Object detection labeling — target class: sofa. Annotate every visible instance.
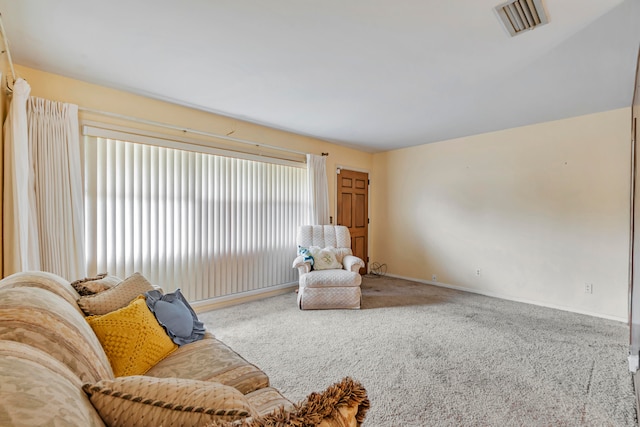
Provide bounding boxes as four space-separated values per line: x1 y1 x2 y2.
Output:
0 271 369 426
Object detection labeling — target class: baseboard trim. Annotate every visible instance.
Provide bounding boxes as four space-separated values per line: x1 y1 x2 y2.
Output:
191 282 298 313
385 273 627 323
634 370 640 408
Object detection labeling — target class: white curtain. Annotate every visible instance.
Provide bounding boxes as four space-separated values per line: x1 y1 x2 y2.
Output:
28 97 85 280
306 154 330 225
3 85 85 280
3 78 40 274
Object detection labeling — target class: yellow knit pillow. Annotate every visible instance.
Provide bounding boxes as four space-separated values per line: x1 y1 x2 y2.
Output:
86 296 177 377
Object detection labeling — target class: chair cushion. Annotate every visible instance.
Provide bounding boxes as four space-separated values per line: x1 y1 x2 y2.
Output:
297 225 351 249
299 270 361 288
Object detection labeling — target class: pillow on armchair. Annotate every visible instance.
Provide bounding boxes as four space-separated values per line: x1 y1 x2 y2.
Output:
308 246 343 270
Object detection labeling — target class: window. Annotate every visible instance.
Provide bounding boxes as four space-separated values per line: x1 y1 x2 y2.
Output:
83 131 307 301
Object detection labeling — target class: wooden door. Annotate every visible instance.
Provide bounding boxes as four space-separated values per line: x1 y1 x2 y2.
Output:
336 169 368 274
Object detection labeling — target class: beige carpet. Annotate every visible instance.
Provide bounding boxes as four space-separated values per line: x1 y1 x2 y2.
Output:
199 276 637 426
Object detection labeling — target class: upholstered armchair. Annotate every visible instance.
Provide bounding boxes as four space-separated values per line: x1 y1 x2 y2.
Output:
292 225 365 310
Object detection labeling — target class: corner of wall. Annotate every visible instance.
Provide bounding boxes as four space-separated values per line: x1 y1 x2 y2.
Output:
371 109 632 319
0 66 7 279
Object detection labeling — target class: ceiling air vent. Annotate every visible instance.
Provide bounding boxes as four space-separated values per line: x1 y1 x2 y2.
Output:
495 0 549 37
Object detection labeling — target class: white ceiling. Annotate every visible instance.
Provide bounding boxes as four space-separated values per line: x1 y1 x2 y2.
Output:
0 0 639 152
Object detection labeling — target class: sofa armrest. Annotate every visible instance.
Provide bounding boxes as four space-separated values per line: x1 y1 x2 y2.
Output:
343 255 364 273
292 256 311 275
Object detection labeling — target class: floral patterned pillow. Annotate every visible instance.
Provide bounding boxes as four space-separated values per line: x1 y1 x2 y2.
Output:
308 246 343 270
325 246 352 264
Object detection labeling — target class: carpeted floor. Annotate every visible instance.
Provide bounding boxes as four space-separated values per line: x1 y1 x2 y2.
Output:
198 276 637 426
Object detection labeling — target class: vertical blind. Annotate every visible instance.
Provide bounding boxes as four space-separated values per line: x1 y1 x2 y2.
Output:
84 135 308 301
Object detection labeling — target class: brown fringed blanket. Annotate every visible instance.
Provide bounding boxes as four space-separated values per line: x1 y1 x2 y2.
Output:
207 377 370 427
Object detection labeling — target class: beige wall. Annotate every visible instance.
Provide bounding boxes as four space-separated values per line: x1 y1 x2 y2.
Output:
14 65 373 229
5 65 633 320
371 108 632 320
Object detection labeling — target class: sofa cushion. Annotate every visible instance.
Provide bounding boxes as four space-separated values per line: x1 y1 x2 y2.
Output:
0 271 82 314
83 376 256 427
145 289 206 346
86 296 178 377
0 342 106 427
71 273 122 296
0 287 114 382
78 272 156 316
206 377 369 427
244 387 294 416
146 333 269 394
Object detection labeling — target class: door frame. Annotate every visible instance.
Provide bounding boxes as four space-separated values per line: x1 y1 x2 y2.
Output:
629 46 640 373
334 165 371 273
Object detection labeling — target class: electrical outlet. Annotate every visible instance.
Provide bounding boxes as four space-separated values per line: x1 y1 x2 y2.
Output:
476 269 481 276
432 274 437 281
585 283 593 294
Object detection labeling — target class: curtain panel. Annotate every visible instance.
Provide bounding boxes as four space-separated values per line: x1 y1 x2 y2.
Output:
2 84 85 280
306 154 330 225
28 97 85 280
3 78 40 274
